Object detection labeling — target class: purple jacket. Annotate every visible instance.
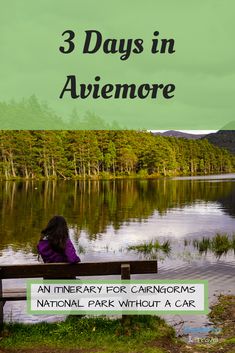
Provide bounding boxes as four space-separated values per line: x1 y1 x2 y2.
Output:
37 238 81 264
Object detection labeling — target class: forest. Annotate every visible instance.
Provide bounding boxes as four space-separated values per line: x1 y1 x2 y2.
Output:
0 130 234 179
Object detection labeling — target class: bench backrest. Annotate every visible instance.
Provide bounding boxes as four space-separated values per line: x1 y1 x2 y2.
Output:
0 261 158 279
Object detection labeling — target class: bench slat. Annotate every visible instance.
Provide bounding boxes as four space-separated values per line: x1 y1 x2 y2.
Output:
1 289 26 301
0 261 157 279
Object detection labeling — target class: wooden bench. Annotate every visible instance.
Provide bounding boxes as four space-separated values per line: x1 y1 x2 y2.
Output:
0 260 158 327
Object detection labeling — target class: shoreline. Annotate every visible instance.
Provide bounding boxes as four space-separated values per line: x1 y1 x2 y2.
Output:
0 172 235 182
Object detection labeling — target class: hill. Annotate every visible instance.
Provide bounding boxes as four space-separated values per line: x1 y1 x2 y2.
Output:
203 130 235 154
153 130 206 139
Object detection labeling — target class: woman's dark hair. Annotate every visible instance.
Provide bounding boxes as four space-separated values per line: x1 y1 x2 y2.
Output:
41 215 69 252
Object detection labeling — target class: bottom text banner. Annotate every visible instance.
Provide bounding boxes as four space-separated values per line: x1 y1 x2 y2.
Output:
27 280 208 315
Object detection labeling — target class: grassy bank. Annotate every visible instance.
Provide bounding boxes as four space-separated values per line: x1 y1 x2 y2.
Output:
0 315 177 353
0 295 234 353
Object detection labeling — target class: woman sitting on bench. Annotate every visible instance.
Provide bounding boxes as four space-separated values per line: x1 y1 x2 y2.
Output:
37 215 81 264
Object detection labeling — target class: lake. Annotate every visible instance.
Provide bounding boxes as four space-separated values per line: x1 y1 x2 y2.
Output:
0 175 235 333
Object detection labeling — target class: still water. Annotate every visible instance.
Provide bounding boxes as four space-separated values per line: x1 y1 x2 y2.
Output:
0 175 235 332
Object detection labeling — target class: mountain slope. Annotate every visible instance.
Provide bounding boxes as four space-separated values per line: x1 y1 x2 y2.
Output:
203 130 235 154
153 130 206 139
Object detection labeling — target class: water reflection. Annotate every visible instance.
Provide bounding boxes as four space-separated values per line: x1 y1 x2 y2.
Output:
1 176 235 268
1 177 235 250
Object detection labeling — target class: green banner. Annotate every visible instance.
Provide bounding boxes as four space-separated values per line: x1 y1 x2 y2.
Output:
1 0 234 129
